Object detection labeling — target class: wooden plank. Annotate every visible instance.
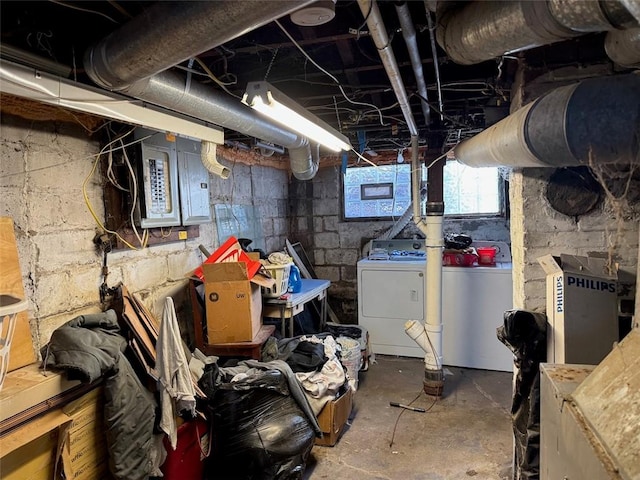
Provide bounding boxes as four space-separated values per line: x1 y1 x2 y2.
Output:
131 293 160 337
0 363 80 424
121 295 156 364
0 217 36 371
0 409 71 458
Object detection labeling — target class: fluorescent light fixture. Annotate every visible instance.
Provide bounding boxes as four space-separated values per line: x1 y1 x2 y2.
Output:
0 59 224 144
242 81 351 152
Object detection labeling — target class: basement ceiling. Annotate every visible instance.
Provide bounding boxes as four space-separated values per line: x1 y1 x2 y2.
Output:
0 1 619 155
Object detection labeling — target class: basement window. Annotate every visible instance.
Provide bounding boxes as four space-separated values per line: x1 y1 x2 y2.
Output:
342 162 502 219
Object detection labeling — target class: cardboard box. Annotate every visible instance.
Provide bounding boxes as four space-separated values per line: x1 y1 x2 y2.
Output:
60 387 108 480
315 386 353 447
537 254 618 365
1 409 70 480
203 262 274 344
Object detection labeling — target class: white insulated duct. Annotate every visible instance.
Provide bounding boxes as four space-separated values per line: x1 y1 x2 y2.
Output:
358 0 444 396
201 141 231 179
437 0 638 65
83 0 323 180
454 73 640 169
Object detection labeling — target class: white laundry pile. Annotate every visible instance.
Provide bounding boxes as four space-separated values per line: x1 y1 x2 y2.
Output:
294 335 346 415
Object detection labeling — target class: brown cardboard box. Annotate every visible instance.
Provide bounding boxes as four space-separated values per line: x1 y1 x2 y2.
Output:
203 262 274 344
314 386 353 447
60 387 109 480
1 409 71 480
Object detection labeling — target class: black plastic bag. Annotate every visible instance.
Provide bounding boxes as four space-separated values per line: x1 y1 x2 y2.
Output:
497 309 547 480
202 367 315 480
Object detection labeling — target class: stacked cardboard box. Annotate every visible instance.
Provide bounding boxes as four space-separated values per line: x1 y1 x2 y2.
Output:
60 388 108 479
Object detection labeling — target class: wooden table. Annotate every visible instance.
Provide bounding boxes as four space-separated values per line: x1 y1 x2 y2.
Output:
262 279 330 337
203 324 275 360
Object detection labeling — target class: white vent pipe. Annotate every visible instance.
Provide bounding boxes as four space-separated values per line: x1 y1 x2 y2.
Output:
201 141 231 179
358 0 444 396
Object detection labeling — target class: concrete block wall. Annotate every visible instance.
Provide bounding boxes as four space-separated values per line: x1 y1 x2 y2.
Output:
1 114 290 353
209 162 290 255
510 167 639 312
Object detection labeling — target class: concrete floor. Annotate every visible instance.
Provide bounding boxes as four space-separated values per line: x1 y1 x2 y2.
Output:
304 355 514 480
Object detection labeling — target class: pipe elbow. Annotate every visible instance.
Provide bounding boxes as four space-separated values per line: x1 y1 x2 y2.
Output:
201 141 231 179
289 142 318 181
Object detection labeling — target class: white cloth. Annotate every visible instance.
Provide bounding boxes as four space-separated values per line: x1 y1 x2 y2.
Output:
157 297 196 449
295 335 346 415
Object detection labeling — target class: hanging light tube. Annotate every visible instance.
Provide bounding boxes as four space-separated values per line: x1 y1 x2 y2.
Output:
242 81 351 152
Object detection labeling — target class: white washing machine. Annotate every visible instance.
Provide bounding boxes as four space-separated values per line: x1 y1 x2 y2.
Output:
357 240 514 372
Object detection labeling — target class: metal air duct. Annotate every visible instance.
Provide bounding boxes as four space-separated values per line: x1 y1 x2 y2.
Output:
85 1 314 91
454 73 640 168
437 0 638 65
606 28 640 68
83 0 321 180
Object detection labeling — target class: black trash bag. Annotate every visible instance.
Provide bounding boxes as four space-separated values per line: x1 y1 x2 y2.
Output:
202 367 315 480
497 309 547 480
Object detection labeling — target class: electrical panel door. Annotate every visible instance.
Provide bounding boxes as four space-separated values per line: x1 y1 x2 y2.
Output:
177 136 212 225
136 131 181 228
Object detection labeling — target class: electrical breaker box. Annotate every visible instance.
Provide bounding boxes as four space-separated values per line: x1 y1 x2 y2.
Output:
176 136 212 226
134 129 212 227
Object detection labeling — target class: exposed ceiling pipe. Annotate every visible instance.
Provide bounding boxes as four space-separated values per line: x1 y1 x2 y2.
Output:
83 0 322 180
454 73 640 168
424 3 444 121
84 0 315 91
395 2 431 126
358 0 444 397
437 0 638 65
122 72 304 149
357 0 418 137
606 28 640 68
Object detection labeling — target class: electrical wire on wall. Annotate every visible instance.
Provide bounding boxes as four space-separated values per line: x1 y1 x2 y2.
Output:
82 127 153 250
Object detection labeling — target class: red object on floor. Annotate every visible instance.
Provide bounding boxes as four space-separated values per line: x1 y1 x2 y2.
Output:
161 418 210 480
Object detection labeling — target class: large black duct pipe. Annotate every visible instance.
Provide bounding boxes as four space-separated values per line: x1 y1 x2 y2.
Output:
454 74 640 168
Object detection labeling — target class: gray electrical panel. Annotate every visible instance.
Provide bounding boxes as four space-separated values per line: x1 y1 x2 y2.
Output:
177 136 212 225
134 128 213 227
